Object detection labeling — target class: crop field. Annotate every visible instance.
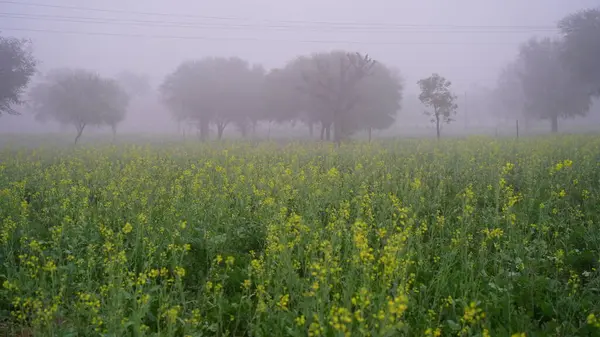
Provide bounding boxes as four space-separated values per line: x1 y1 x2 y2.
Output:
2 136 600 336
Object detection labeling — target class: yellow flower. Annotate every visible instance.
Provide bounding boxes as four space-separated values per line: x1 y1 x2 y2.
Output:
277 294 290 311
174 266 186 278
43 261 57 273
122 222 133 234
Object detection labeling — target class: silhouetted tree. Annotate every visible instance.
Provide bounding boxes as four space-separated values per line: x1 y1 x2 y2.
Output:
0 35 36 116
161 57 264 140
493 61 531 129
269 52 401 141
559 8 600 96
418 73 458 139
29 69 129 144
517 37 592 133
263 62 315 131
353 64 403 140
299 51 376 143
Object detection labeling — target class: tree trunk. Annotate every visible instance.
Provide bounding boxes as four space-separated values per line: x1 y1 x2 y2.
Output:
320 123 325 140
436 116 441 140
74 124 86 145
217 123 226 140
199 119 209 141
551 115 558 133
333 119 342 144
368 128 372 142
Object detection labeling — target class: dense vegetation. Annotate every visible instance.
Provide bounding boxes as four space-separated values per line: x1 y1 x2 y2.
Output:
2 136 600 336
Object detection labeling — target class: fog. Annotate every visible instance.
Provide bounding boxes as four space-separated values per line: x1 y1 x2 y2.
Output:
1 0 599 137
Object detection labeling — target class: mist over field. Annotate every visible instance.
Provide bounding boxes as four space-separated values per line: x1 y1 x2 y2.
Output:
1 0 599 140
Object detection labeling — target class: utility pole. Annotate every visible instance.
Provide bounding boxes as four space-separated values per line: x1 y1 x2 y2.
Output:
464 91 468 131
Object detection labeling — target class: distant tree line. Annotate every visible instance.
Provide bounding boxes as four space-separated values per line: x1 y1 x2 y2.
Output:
494 8 600 133
0 6 598 141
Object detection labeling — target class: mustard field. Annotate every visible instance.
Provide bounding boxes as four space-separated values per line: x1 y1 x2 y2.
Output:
2 137 600 336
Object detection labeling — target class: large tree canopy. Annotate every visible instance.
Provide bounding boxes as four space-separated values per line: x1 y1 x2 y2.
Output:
268 51 403 141
161 57 265 140
517 37 592 133
0 34 36 116
559 8 600 96
29 69 129 143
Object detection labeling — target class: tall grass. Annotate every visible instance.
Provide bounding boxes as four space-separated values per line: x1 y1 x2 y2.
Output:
1 136 600 336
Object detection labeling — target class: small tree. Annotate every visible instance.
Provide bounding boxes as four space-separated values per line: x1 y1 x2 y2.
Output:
0 35 37 116
418 73 458 139
30 69 129 144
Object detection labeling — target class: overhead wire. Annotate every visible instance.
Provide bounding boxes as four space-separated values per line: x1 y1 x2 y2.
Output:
0 0 559 31
0 27 527 46
0 12 560 33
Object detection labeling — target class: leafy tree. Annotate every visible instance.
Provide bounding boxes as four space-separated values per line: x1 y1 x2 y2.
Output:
161 57 264 140
269 51 401 141
29 69 129 144
352 64 403 140
161 61 211 140
0 34 36 116
417 73 458 139
299 51 376 143
517 37 592 133
559 8 600 96
264 58 326 138
492 61 532 129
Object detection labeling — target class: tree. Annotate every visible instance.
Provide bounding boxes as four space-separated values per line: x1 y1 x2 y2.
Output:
270 51 401 142
493 61 531 129
295 51 376 143
517 37 592 133
0 34 36 116
417 73 458 139
161 57 264 140
29 69 129 144
559 8 600 96
352 64 403 141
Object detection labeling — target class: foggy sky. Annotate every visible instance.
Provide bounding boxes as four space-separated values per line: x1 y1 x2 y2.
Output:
2 0 597 92
1 0 599 135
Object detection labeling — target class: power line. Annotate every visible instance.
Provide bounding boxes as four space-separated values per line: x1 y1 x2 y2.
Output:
0 12 560 33
0 0 558 30
0 27 523 46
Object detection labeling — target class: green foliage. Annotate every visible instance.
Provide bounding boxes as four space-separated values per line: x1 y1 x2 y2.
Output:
559 8 600 96
1 136 600 336
517 38 592 133
418 73 458 139
29 69 129 143
0 34 37 116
